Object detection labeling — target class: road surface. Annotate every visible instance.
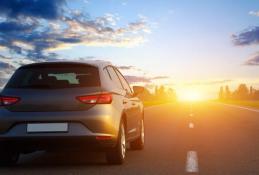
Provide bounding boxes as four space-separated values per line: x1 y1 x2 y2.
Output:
0 102 258 175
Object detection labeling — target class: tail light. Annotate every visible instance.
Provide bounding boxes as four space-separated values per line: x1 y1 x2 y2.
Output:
77 93 112 104
0 96 20 106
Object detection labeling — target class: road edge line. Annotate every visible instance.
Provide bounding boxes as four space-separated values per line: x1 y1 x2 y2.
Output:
217 103 259 113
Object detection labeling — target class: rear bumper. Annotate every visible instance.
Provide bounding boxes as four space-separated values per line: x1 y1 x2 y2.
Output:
0 123 117 152
0 103 123 152
0 105 121 135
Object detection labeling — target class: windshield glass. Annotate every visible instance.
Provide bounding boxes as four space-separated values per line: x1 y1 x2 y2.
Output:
6 64 100 89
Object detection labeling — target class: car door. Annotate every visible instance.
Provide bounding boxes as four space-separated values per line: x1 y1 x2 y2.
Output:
114 68 142 139
105 66 135 134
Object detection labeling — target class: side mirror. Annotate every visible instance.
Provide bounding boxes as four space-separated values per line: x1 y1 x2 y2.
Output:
133 86 144 96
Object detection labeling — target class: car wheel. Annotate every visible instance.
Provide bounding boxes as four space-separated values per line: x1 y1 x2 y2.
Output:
0 149 19 166
130 119 144 150
106 122 126 164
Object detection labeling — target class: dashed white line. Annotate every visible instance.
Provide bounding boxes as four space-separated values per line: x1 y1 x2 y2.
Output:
186 151 199 173
189 122 194 128
128 128 137 134
186 105 198 173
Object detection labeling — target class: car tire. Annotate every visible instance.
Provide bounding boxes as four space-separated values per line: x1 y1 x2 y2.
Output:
130 119 144 150
106 122 126 165
0 148 19 166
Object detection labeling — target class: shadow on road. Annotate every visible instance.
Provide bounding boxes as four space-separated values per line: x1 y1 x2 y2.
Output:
16 151 110 168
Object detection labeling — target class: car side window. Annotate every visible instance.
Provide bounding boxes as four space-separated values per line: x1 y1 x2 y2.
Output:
106 66 123 89
114 68 133 94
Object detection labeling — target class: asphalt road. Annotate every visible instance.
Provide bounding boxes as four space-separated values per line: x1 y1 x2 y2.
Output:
0 102 258 175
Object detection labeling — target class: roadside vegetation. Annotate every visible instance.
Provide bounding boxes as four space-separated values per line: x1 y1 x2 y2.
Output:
218 84 259 109
137 86 177 107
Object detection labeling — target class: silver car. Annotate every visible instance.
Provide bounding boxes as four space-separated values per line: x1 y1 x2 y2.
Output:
0 61 145 165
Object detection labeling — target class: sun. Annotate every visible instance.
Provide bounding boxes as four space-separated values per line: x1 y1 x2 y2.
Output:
178 89 204 102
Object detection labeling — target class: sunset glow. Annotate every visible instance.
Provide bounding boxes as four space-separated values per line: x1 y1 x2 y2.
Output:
0 0 259 100
178 89 204 102
0 1 258 172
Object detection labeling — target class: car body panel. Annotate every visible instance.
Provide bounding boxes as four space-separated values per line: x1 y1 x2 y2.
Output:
0 61 144 152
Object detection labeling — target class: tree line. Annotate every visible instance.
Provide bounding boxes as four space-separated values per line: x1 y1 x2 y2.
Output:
137 85 177 102
219 84 259 100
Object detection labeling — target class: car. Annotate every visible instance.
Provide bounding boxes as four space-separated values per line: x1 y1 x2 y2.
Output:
0 61 145 165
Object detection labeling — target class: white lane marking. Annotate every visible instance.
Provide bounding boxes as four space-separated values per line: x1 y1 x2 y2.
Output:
189 122 194 128
186 151 199 173
128 128 137 134
219 103 259 113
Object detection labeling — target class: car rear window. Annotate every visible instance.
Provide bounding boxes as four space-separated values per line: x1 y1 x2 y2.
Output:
6 63 100 89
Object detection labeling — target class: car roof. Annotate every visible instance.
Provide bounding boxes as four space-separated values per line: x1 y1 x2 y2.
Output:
19 60 112 70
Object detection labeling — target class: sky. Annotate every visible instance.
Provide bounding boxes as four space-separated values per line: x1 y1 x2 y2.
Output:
1 0 259 99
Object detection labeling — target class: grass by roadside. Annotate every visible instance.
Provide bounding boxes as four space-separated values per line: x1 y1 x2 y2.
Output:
217 100 259 109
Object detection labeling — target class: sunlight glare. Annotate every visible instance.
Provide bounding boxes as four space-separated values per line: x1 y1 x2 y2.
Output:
179 89 204 102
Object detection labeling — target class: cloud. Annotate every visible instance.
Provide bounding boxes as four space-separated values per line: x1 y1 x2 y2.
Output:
129 15 151 34
0 61 15 70
124 75 151 83
118 64 171 83
117 65 136 70
0 21 35 33
0 78 7 88
117 65 145 73
249 11 259 17
0 56 18 88
244 53 259 65
232 26 259 46
233 26 259 65
0 0 65 20
124 75 170 83
151 76 170 80
0 0 151 60
0 55 18 69
96 13 120 26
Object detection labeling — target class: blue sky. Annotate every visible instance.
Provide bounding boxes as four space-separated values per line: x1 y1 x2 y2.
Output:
1 0 259 99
